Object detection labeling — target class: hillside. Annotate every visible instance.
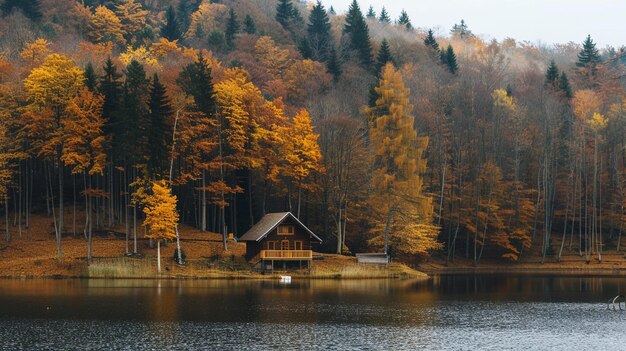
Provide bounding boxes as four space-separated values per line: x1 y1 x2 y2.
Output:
0 0 625 267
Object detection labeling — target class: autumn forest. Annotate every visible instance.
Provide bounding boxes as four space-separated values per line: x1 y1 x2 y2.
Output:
0 0 625 266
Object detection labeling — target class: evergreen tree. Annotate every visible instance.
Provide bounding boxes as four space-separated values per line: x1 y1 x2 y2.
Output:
161 5 181 41
451 19 470 38
576 35 601 67
1 0 42 21
366 5 375 18
444 45 458 74
559 72 573 99
506 84 513 97
225 8 240 49
147 73 173 178
307 0 332 62
424 29 439 51
122 60 150 166
297 38 312 59
84 62 98 92
545 60 559 87
99 58 124 162
243 14 256 34
397 10 412 30
368 84 379 108
378 6 390 23
176 0 194 35
343 0 373 67
326 47 342 82
176 54 216 119
328 5 335 15
276 0 295 29
375 38 394 75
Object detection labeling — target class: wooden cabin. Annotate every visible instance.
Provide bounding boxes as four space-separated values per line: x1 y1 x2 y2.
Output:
238 212 322 268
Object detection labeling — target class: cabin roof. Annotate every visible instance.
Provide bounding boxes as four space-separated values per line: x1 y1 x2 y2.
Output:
238 212 322 242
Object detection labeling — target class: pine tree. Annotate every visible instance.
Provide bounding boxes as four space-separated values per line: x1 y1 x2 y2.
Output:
444 44 458 74
176 0 194 35
577 35 601 67
176 54 216 119
147 74 173 178
397 10 412 30
276 0 295 29
243 14 256 34
424 29 439 52
375 38 394 75
99 58 123 162
343 0 373 67
366 5 375 18
297 38 312 59
307 0 332 62
451 19 470 38
365 63 440 257
1 0 42 21
328 6 336 16
122 60 150 166
506 84 513 97
225 8 240 49
559 72 573 99
84 62 98 92
326 47 342 82
160 5 181 41
378 6 390 23
545 60 559 87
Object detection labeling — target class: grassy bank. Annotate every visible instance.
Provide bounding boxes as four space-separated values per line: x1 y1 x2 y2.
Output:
418 253 626 276
83 254 426 280
0 213 425 280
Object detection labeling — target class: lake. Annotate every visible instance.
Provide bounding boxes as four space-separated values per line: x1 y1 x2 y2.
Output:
0 275 625 350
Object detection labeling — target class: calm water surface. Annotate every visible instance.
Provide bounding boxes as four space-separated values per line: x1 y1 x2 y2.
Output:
1 275 625 350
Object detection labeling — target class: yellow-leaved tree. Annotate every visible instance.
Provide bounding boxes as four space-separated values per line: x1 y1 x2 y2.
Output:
23 53 84 258
115 0 148 45
365 63 441 258
142 180 179 273
19 38 50 69
0 117 14 242
62 87 107 259
280 109 323 219
88 6 125 45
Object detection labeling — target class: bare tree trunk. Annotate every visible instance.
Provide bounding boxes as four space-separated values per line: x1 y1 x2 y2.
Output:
383 206 394 255
46 162 61 258
125 170 130 255
4 198 9 243
248 170 254 226
157 239 161 274
201 171 206 231
297 186 302 218
336 207 342 254
72 174 76 237
58 161 64 235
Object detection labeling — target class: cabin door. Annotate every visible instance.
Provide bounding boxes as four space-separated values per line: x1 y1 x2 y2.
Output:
281 240 290 250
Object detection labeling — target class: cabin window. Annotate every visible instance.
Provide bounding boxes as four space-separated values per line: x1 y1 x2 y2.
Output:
294 241 303 250
277 225 295 236
267 241 276 250
281 240 290 250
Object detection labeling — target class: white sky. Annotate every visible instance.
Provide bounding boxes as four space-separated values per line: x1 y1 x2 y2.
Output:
323 0 625 48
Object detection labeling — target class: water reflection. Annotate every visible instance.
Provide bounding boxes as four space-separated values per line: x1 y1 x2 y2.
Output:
1 276 625 350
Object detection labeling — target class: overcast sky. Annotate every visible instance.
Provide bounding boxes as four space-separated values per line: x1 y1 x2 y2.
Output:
323 0 625 48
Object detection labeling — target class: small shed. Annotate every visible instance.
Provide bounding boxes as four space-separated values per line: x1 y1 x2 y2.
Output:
238 212 322 266
356 253 390 265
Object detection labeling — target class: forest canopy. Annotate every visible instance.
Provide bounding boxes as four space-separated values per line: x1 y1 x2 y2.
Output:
0 0 625 264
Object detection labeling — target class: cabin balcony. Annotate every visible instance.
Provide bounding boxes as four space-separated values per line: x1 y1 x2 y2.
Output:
259 250 313 260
